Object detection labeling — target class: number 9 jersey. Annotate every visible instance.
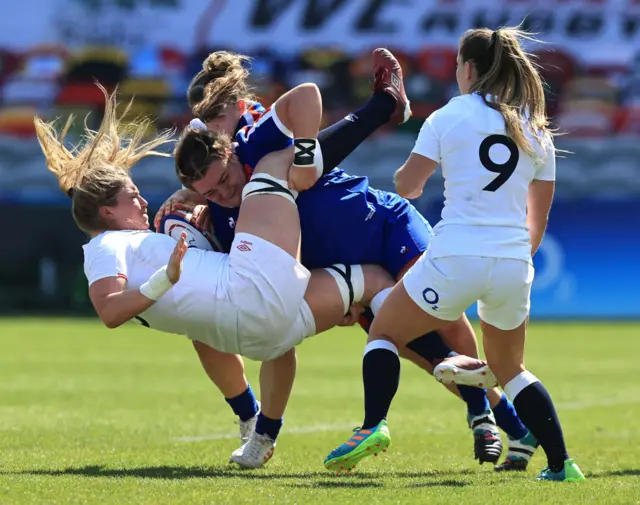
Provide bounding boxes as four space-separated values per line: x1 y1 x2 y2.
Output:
412 92 555 262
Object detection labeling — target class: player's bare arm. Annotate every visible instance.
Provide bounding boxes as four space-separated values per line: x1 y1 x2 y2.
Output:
527 179 555 255
89 233 187 329
394 152 438 199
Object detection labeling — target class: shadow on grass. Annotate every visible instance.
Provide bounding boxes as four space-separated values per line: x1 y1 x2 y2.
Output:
287 481 384 489
585 469 640 479
287 478 469 489
406 479 469 488
1 465 478 484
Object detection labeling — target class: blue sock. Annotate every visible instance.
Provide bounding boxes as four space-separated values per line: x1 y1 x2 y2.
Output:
459 385 490 416
255 413 283 441
493 393 529 440
225 385 259 422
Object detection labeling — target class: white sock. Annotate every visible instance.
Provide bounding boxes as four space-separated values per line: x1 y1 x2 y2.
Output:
504 371 540 402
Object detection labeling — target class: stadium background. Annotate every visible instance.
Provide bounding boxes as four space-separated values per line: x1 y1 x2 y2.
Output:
0 0 638 319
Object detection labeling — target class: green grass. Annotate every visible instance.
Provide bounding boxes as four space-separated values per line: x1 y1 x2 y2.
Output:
1 319 639 504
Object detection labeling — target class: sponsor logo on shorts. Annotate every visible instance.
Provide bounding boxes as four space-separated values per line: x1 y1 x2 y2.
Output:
422 287 439 311
228 218 235 229
237 240 253 252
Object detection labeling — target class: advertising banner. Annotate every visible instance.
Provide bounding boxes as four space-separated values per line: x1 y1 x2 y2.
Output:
0 0 638 64
415 199 640 320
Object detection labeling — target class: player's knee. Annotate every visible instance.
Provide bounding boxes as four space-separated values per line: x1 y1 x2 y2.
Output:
324 264 365 314
361 265 395 300
241 172 297 204
292 82 321 102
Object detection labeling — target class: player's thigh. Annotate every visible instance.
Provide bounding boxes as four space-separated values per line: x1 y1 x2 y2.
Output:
437 313 480 358
368 280 447 347
303 268 350 334
480 318 527 387
244 301 316 362
478 259 534 331
235 187 301 259
402 253 486 325
229 232 311 335
370 253 487 346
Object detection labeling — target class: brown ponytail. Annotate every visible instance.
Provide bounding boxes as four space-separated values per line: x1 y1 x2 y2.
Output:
459 26 551 156
188 51 256 122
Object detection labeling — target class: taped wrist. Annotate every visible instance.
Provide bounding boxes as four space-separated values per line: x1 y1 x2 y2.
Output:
293 138 323 176
139 266 173 301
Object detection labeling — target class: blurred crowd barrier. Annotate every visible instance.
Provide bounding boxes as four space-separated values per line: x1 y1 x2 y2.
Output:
0 0 638 318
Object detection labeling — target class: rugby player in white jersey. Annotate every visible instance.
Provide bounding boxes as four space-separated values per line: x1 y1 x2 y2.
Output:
325 26 585 482
33 86 394 469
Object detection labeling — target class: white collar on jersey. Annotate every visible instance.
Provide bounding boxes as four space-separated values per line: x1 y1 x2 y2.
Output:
474 92 531 117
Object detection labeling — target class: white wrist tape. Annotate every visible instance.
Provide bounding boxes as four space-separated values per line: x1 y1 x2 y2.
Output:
293 138 323 177
139 266 173 301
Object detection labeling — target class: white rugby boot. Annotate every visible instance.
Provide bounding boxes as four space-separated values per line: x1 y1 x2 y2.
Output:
229 431 276 469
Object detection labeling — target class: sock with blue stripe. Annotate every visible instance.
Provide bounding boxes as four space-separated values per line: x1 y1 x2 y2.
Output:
492 393 529 440
225 385 259 422
255 413 283 441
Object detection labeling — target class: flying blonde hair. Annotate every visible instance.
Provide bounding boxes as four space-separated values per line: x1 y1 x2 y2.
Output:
33 84 175 233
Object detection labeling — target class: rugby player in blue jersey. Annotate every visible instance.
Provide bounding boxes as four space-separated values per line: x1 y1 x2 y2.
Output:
156 49 536 471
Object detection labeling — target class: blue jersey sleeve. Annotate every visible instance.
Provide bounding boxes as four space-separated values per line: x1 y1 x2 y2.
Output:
234 104 294 171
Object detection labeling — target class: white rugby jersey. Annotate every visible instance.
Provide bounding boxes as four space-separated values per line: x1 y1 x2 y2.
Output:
413 93 555 260
83 230 238 352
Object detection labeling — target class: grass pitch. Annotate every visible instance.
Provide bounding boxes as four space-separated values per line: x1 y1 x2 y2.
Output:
0 318 639 504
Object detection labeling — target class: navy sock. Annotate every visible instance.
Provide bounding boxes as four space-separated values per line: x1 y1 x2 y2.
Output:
255 413 283 441
318 92 395 174
493 393 529 440
225 385 259 422
459 385 490 417
362 347 400 429
513 382 569 473
406 331 455 364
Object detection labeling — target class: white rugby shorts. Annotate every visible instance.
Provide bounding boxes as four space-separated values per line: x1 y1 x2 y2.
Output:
402 252 534 330
225 232 315 361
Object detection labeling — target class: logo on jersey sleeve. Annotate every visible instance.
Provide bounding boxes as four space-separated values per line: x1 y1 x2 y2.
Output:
236 240 252 252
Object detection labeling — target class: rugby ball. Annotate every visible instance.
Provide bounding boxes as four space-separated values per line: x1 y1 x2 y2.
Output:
158 210 221 252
